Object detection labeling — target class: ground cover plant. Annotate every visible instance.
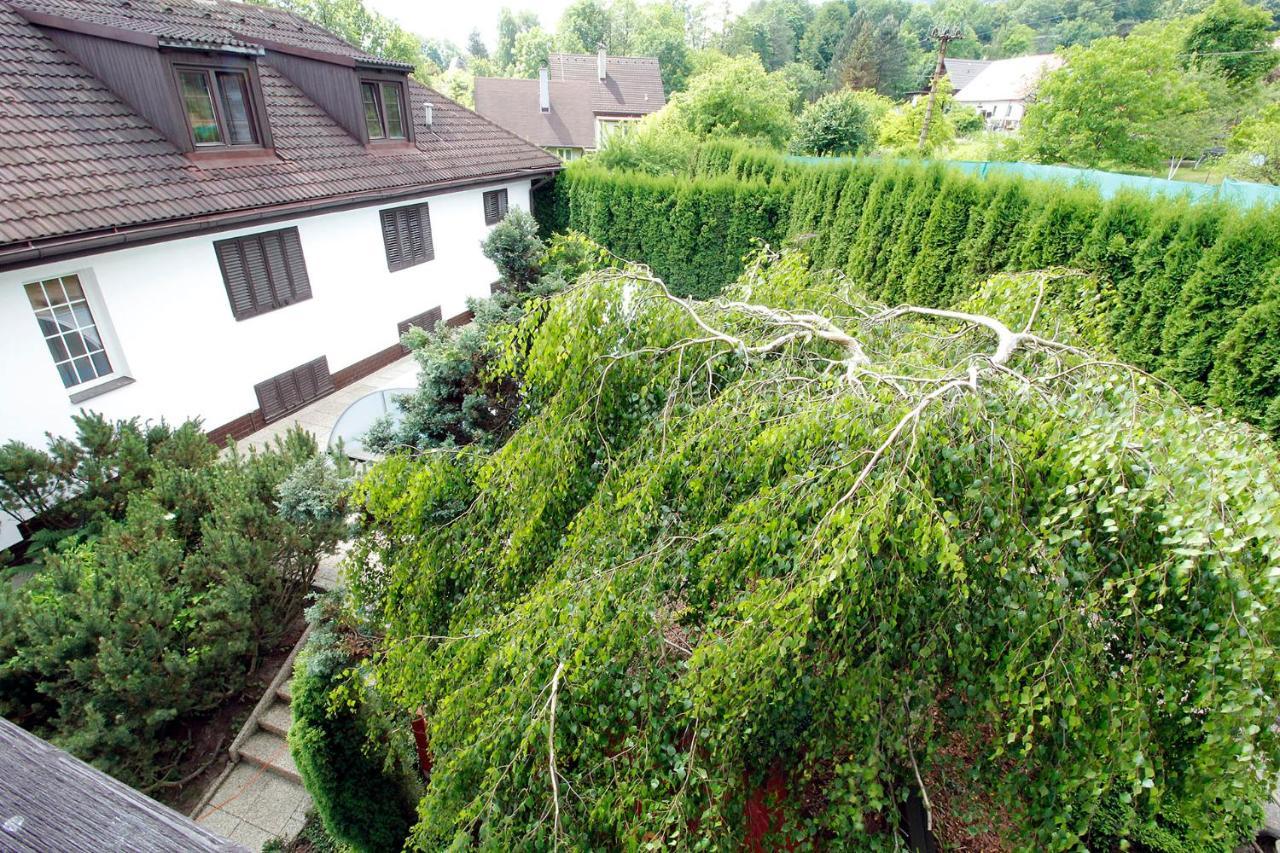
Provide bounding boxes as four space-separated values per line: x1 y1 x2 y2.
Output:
349 245 1280 849
0 415 347 787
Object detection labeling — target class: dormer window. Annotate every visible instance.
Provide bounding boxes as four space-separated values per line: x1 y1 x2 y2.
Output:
361 81 407 141
178 67 260 147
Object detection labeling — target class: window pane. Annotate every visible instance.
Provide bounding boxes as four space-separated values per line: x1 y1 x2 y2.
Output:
61 275 84 301
216 72 256 145
65 330 86 358
180 70 223 146
53 305 75 335
91 351 112 376
380 83 405 139
57 362 77 388
35 310 57 337
361 83 384 139
25 282 48 310
45 336 69 363
45 280 69 307
81 324 104 352
73 356 95 384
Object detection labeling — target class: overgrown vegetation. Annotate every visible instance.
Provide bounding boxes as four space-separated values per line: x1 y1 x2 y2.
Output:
537 144 1280 435
366 211 610 453
0 416 347 788
350 245 1280 848
289 594 418 853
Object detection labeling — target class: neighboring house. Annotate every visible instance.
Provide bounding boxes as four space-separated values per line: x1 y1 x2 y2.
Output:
906 58 990 104
954 53 1065 130
474 48 665 160
943 58 992 92
0 0 559 547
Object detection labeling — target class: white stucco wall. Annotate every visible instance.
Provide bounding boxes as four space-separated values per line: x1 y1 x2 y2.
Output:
0 178 532 547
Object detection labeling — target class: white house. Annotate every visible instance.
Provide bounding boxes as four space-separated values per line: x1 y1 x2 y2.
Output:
954 53 1065 131
0 0 559 547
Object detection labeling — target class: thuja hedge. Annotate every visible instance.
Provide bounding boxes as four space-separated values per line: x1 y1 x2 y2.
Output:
535 149 1280 433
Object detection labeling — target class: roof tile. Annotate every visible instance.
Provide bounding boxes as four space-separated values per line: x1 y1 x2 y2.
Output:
0 0 559 253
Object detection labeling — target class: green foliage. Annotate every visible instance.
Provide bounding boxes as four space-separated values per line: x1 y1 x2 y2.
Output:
1226 99 1280 184
353 247 1280 849
787 90 875 156
1184 0 1279 83
544 141 1280 434
876 91 957 155
365 231 589 453
290 594 417 853
248 0 433 77
832 9 916 96
481 208 544 289
661 53 796 147
1021 20 1233 170
0 423 342 787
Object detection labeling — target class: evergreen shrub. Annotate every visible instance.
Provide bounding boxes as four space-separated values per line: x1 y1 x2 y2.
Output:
533 147 1280 435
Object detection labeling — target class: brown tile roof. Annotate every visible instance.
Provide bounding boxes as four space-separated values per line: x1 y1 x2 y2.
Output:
474 77 599 149
548 53 665 115
12 0 402 66
475 52 665 150
0 0 559 263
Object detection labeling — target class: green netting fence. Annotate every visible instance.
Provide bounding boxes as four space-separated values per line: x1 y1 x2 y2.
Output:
788 156 1280 208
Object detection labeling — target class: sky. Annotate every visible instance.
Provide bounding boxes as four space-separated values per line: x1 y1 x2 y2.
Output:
364 0 753 52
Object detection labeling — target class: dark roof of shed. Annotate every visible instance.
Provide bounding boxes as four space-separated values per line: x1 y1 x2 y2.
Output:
474 77 599 149
0 0 559 262
0 717 246 852
548 52 665 115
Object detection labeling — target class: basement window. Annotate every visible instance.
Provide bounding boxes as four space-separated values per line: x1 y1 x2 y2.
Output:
361 81 408 141
178 67 261 148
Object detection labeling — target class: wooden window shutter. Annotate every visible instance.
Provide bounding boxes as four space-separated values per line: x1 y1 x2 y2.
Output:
254 356 335 422
214 227 311 320
397 305 442 340
483 189 507 225
380 203 433 272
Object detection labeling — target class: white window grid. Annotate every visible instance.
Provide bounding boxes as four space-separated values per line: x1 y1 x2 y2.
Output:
25 275 112 389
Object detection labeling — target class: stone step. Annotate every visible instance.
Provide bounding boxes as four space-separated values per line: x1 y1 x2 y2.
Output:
238 730 301 785
276 678 293 703
259 700 293 737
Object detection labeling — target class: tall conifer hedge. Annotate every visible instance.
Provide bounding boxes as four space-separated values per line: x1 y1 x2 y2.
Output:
535 145 1280 435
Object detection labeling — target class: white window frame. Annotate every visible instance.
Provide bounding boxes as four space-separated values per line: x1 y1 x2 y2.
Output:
23 270 130 401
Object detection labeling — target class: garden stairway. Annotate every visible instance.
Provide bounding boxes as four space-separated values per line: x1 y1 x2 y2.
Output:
192 632 312 851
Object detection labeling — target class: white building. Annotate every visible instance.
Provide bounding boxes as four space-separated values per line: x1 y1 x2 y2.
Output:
0 0 559 547
954 54 1065 131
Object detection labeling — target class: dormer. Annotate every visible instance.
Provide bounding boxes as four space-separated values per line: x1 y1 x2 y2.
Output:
10 0 418 161
14 5 276 163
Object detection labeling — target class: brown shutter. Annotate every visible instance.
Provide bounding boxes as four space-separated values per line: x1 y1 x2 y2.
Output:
483 190 507 225
215 240 254 318
397 305 442 339
380 203 433 271
380 208 404 270
254 356 335 422
214 227 312 320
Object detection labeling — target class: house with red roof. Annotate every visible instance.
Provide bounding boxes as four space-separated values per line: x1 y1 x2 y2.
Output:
474 48 665 160
0 0 559 545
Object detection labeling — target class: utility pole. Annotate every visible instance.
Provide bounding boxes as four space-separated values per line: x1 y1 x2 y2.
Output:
918 26 961 151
